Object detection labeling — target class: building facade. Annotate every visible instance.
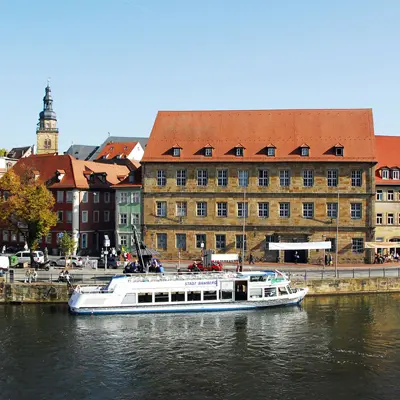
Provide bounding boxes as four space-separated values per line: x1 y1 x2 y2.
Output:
141 110 376 264
36 84 59 155
374 136 400 249
0 154 131 255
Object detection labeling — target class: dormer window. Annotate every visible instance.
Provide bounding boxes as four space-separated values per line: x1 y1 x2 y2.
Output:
205 148 212 157
56 169 65 182
392 169 400 180
382 169 390 180
129 174 135 183
300 145 310 157
335 144 344 157
266 144 276 157
235 145 244 157
173 148 181 157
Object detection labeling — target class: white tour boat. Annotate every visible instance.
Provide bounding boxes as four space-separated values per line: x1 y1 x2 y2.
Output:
68 270 308 315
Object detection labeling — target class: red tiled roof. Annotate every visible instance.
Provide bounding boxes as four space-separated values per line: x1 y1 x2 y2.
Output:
142 109 376 163
96 141 138 160
12 154 130 189
375 135 400 185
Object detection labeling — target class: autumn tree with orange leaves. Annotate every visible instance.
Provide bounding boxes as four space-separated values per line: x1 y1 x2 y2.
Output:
0 168 57 264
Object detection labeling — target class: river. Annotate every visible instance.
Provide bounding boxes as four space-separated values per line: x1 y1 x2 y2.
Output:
0 294 399 400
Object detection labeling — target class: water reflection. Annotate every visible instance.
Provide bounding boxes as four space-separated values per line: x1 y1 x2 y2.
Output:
0 296 399 400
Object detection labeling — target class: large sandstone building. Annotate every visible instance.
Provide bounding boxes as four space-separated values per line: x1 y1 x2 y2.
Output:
140 109 377 263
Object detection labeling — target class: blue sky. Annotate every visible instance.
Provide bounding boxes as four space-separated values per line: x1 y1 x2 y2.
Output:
0 0 399 152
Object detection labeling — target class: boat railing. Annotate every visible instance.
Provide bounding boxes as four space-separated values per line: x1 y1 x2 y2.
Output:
117 271 236 283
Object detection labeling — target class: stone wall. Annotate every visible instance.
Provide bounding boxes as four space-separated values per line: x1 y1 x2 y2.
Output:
2 282 70 303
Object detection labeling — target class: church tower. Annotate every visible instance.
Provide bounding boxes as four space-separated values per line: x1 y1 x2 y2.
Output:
36 83 59 154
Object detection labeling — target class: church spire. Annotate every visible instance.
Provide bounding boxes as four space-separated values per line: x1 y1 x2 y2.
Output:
39 82 57 128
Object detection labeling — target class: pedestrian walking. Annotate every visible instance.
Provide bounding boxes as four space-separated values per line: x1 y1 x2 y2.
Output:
1 245 5 254
32 270 38 282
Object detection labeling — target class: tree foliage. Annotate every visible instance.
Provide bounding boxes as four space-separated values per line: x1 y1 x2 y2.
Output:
0 148 7 157
58 232 76 257
0 168 58 255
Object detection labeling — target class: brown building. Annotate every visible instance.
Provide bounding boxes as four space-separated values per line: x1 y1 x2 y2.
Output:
141 109 376 264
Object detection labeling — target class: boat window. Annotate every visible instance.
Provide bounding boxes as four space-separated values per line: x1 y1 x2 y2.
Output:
249 288 262 298
278 287 289 296
203 291 217 301
221 290 233 300
187 291 201 301
171 292 185 302
264 287 277 297
250 276 266 282
138 293 153 303
155 292 169 303
286 286 292 294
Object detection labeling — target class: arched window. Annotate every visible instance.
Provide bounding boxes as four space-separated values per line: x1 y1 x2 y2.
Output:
44 139 52 149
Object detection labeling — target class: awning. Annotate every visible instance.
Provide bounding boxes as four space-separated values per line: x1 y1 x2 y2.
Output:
268 241 331 251
365 242 399 249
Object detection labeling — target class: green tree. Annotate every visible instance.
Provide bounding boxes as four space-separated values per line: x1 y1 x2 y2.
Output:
58 232 76 267
0 148 7 157
0 168 58 265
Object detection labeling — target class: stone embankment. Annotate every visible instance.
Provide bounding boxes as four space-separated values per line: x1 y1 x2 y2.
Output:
1 277 400 303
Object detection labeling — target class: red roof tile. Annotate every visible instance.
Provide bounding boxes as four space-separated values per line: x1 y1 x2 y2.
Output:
12 154 130 189
96 141 138 160
375 135 400 185
142 109 376 163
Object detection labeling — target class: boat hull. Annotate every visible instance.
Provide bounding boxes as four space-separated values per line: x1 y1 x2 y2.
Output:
69 292 307 315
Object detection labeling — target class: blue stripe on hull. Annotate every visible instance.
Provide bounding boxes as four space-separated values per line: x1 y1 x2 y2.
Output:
69 300 303 316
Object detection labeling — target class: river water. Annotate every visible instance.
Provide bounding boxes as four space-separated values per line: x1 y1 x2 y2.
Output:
0 294 399 400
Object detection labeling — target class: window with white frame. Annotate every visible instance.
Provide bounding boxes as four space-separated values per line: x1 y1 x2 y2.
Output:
237 202 248 218
120 235 128 246
45 233 52 244
81 233 88 249
376 213 383 224
382 169 389 179
392 169 400 180
352 238 364 253
82 210 88 223
350 203 362 219
176 233 186 250
176 202 187 217
93 192 100 203
11 232 17 242
157 170 166 186
196 202 207 217
217 169 228 186
327 202 338 218
66 191 73 203
19 233 25 243
156 201 167 217
2 231 8 241
217 202 228 217
216 234 226 249
204 147 212 157
104 192 110 203
93 210 99 223
303 170 314 187
119 192 129 203
235 147 244 157
388 190 394 201
197 169 208 186
131 192 140 203
82 191 88 203
327 169 338 187
303 203 314 218
301 147 309 157
66 211 72 223
388 213 394 225
173 148 181 157
236 235 247 250
119 213 127 225
267 147 275 156
176 170 187 186
196 234 206 249
279 170 290 187
157 233 167 250
131 213 140 225
279 202 290 218
104 210 110 222
238 170 249 187
335 147 344 156
351 170 362 187
57 191 64 203
258 202 269 218
57 210 63 223
376 190 383 201
258 169 269 186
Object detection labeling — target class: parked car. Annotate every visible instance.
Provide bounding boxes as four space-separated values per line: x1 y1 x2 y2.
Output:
49 256 83 268
0 255 9 272
187 261 223 272
97 257 120 269
15 251 45 266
